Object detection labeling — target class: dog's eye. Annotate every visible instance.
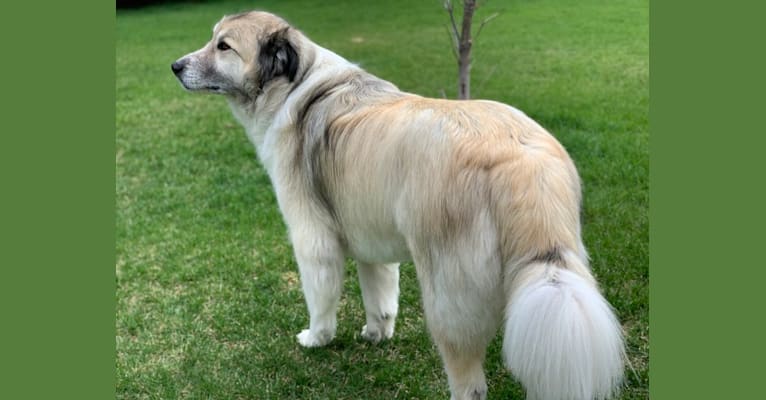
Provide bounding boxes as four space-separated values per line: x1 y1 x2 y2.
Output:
217 41 231 51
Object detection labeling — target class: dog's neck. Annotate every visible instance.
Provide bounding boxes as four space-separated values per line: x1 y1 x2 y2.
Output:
227 39 359 175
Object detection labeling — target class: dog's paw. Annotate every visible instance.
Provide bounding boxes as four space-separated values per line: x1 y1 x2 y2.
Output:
296 329 332 347
361 323 393 344
361 324 382 343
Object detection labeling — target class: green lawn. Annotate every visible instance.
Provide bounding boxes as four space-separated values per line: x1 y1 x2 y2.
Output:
116 0 648 399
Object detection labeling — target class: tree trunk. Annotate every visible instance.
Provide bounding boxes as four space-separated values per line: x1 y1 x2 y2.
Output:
457 0 476 99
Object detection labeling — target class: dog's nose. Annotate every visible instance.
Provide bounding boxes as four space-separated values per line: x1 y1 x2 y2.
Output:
171 60 185 75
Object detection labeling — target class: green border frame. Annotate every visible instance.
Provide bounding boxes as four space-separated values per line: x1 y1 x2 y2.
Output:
3 0 766 398
651 1 766 399
0 2 115 399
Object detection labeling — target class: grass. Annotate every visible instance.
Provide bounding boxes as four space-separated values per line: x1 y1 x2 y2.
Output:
116 0 648 398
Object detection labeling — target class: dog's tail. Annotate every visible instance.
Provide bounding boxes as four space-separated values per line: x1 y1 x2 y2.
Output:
503 258 625 400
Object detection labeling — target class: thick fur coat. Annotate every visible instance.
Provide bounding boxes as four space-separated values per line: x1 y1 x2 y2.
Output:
172 11 625 400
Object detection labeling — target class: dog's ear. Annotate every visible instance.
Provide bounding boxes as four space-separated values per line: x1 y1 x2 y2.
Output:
258 27 299 88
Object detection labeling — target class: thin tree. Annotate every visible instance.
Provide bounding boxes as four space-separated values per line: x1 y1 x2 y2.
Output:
444 0 498 99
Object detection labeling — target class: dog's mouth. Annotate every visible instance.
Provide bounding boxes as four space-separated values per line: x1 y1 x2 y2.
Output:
177 80 223 94
203 86 227 95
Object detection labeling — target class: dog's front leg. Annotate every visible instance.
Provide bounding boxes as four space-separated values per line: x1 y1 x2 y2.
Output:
357 262 400 343
291 228 345 348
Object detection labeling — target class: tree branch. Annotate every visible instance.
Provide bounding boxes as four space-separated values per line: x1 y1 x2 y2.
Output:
474 12 499 41
444 1 460 46
474 64 498 98
445 24 459 60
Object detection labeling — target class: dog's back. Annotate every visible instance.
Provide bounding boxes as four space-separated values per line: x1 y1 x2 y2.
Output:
318 93 581 264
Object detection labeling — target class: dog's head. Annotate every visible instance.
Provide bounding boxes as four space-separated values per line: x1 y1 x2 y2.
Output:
171 11 300 102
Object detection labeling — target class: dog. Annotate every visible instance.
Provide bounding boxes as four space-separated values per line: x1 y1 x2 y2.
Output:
172 11 625 400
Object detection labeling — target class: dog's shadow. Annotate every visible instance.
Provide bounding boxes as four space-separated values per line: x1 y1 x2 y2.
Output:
174 306 523 399
242 329 445 398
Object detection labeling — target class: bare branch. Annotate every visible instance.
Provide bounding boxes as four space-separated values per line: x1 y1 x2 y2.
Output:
475 64 498 98
474 12 499 41
445 24 459 60
444 0 461 43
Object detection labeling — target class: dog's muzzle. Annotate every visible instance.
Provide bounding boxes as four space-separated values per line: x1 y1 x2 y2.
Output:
170 56 224 94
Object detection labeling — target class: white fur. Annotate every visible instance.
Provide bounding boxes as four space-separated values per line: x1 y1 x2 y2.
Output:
357 262 400 342
504 265 625 400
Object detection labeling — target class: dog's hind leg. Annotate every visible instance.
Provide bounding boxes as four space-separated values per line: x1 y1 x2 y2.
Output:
291 227 345 348
412 243 503 400
356 262 400 343
437 341 489 400
422 277 496 400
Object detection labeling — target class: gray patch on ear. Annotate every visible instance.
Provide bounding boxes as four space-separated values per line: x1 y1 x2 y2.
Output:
257 28 299 89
